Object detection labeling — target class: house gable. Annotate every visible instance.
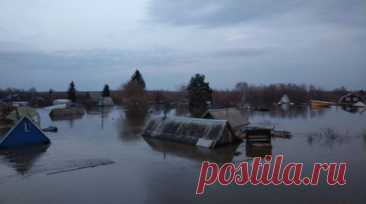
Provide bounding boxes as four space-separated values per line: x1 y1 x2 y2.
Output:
0 117 50 149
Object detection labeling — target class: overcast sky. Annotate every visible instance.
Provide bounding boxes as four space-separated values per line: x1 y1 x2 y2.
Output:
0 0 365 91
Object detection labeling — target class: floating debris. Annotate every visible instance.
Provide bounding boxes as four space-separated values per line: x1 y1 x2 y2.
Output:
42 126 58 132
0 158 115 182
46 159 115 175
272 130 292 139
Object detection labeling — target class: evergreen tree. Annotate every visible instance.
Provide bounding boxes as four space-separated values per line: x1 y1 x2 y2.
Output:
67 81 77 102
187 74 212 117
123 70 147 113
48 89 54 98
102 84 110 97
124 70 146 98
130 70 146 89
48 89 54 103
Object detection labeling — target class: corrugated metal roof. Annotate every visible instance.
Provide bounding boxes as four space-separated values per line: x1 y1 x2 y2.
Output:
143 116 238 148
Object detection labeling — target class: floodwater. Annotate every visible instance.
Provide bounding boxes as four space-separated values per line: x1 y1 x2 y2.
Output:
0 105 365 204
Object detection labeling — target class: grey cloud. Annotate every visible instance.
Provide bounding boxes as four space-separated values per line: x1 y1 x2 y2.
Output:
0 47 268 73
0 0 365 90
149 0 366 27
210 48 268 58
0 49 184 71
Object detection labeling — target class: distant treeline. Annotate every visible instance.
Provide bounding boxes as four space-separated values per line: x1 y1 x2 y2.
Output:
0 82 359 108
213 83 351 107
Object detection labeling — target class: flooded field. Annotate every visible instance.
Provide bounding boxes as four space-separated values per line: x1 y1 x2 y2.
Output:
0 106 365 204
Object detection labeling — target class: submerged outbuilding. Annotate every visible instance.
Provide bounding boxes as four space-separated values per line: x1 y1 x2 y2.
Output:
201 108 249 131
142 116 240 148
338 92 366 106
6 106 40 126
278 94 291 105
0 117 50 149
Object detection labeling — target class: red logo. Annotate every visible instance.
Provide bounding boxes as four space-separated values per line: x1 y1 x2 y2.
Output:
196 154 347 195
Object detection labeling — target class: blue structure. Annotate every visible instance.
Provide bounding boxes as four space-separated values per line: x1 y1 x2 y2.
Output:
0 117 50 149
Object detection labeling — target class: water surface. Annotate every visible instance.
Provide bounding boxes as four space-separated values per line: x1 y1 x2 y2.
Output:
0 106 365 204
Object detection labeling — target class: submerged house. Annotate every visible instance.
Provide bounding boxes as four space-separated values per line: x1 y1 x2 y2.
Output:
0 117 50 149
338 92 366 106
49 106 84 121
278 94 291 105
89 93 114 106
6 106 40 126
142 116 240 148
53 99 71 106
201 108 249 132
98 97 114 106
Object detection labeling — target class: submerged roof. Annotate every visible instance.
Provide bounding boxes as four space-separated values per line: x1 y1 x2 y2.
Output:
354 101 366 107
279 94 290 103
6 107 40 125
0 117 50 149
202 108 248 129
97 97 114 106
53 99 71 105
143 116 236 147
338 92 366 103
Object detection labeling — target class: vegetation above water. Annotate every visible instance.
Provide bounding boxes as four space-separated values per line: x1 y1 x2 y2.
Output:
0 70 363 109
187 74 213 117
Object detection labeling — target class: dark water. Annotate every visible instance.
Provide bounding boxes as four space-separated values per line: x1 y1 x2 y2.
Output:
0 106 365 204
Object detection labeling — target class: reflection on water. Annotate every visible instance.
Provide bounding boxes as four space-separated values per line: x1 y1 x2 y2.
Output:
117 107 148 143
245 143 272 158
306 128 351 148
0 105 365 204
85 106 113 129
249 105 331 120
144 137 239 164
341 105 366 114
250 106 365 136
0 144 49 175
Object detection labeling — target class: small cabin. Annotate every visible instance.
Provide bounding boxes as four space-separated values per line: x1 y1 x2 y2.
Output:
142 116 240 148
